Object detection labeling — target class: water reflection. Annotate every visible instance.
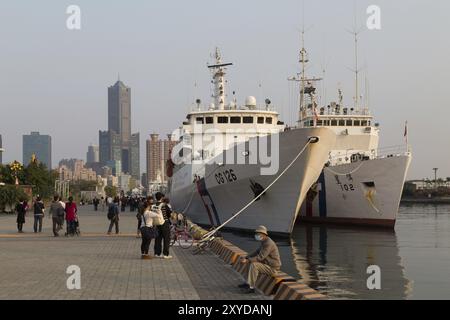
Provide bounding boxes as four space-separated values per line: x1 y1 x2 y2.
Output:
285 225 412 299
223 225 412 300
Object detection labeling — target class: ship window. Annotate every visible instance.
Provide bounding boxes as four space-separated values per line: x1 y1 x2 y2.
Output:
243 116 254 124
196 117 204 124
324 120 331 126
346 120 353 126
317 120 323 126
230 116 241 124
331 120 338 126
339 120 345 126
257 117 264 124
266 117 273 124
309 120 314 127
361 120 368 126
205 117 213 124
304 121 309 127
218 117 229 124
368 121 371 126
354 120 361 126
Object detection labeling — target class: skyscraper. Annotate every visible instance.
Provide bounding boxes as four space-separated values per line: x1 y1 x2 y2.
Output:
86 145 100 163
23 132 52 169
146 134 176 185
99 79 140 180
108 80 131 144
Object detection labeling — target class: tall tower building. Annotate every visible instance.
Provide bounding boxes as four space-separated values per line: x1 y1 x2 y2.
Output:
86 145 100 163
146 134 176 185
99 78 140 180
108 80 131 143
23 132 52 169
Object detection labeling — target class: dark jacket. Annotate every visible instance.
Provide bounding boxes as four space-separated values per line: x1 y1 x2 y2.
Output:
16 202 26 223
33 201 45 216
247 237 282 270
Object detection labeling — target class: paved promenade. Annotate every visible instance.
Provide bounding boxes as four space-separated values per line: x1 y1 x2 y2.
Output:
0 206 268 300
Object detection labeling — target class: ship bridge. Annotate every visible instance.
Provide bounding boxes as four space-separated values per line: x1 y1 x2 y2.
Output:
175 48 285 163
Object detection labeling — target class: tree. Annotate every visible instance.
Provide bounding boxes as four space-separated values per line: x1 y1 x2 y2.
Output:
0 185 29 213
104 186 118 198
24 162 58 199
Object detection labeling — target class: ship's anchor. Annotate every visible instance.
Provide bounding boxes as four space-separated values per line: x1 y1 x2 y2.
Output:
249 179 266 200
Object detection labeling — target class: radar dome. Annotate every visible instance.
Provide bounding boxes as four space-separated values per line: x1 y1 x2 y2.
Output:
245 96 257 109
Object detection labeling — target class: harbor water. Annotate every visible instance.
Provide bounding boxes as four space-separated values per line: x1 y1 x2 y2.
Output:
223 204 450 300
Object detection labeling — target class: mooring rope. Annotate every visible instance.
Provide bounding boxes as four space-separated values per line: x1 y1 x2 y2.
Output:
199 137 315 242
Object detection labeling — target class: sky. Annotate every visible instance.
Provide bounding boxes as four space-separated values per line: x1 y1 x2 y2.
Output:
0 0 449 180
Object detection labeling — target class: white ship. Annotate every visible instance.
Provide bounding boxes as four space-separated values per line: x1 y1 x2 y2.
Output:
168 49 336 235
297 33 412 228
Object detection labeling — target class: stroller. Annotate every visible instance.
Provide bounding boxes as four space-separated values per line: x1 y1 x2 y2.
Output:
65 217 81 237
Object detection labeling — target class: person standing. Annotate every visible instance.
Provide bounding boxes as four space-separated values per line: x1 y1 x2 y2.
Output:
93 197 99 211
15 199 28 233
136 197 146 238
154 197 173 259
100 196 105 211
238 226 282 294
107 196 120 235
65 197 78 236
33 197 45 233
49 195 64 237
140 198 159 260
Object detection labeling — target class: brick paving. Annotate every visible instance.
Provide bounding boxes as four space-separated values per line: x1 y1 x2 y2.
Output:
0 207 267 300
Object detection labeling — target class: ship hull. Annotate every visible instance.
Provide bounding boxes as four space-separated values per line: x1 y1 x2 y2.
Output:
169 127 336 235
298 154 412 228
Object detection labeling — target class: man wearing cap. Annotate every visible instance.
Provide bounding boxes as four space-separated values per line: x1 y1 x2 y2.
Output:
238 226 282 294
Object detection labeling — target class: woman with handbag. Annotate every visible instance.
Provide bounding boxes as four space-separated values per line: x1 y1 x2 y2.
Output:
140 198 161 260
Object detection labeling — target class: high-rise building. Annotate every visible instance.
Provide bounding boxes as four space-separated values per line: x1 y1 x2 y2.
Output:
99 79 140 180
108 80 131 144
86 145 99 163
23 132 52 169
146 134 176 185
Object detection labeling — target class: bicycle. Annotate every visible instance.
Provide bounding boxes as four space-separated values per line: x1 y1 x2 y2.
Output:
169 216 194 249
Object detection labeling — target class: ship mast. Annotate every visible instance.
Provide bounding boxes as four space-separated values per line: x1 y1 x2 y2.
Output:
289 29 322 126
207 48 233 110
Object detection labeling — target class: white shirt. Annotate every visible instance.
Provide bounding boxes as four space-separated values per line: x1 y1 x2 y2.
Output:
142 209 158 227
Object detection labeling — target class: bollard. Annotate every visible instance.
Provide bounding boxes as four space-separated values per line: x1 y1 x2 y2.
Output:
255 272 297 296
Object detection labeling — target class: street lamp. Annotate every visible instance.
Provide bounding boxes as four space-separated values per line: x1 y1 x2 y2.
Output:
433 168 438 190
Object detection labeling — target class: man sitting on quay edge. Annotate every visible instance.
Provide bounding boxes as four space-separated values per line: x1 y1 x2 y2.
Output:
238 225 282 294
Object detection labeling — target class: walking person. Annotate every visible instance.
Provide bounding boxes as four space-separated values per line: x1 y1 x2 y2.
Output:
100 196 105 211
15 199 28 233
65 197 78 236
58 197 66 231
107 196 120 235
49 195 64 237
154 197 173 259
140 198 160 260
33 197 45 233
238 226 282 294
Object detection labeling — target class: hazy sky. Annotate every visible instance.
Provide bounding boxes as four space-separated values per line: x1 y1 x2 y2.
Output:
0 0 449 179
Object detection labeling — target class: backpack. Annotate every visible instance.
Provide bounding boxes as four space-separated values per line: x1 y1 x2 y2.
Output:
151 204 165 226
107 204 116 220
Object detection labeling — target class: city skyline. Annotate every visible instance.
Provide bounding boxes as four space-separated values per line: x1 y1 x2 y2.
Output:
0 1 449 179
99 79 140 180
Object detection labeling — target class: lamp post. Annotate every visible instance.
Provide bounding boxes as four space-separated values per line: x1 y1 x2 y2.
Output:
433 168 438 190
